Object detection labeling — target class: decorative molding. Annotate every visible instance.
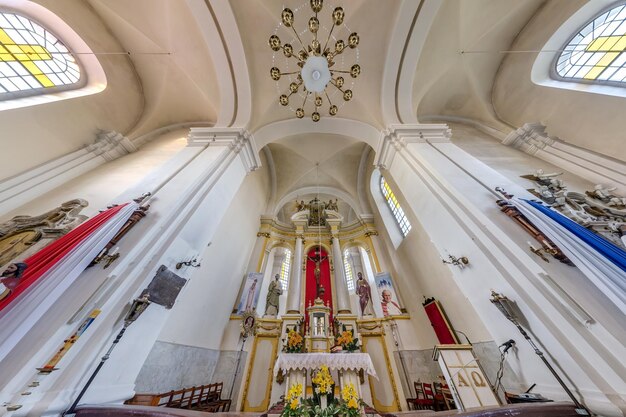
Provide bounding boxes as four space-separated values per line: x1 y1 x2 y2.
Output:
502 123 626 193
0 130 136 215
187 127 261 173
256 232 271 239
375 124 452 169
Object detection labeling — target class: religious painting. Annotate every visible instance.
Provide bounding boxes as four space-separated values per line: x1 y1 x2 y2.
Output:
237 272 264 314
374 272 403 316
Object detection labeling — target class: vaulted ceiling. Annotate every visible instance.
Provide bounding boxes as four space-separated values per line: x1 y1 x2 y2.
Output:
30 0 592 218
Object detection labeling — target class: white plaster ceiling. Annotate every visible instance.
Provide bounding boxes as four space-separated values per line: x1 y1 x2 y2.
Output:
73 0 583 213
86 0 220 138
413 0 545 129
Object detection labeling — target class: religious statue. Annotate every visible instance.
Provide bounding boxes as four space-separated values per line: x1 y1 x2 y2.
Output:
0 262 28 301
355 272 373 316
307 250 328 297
588 185 626 208
325 199 339 211
264 274 283 317
296 200 307 212
244 278 258 311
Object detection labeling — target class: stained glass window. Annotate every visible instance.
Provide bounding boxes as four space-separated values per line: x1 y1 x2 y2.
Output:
279 249 291 291
380 176 411 237
555 3 626 84
343 249 355 291
0 11 81 97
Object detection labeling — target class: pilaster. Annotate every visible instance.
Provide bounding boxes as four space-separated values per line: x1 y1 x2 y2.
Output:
188 127 261 173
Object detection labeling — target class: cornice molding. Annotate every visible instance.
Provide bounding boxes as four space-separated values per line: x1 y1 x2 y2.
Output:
188 127 261 173
375 123 451 169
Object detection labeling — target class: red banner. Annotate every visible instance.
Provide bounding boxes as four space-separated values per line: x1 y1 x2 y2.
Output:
304 247 333 325
0 204 128 313
423 298 460 344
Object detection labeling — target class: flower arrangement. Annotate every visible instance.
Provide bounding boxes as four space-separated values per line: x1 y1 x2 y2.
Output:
339 383 363 417
335 325 359 352
281 383 304 417
311 365 334 395
283 328 305 353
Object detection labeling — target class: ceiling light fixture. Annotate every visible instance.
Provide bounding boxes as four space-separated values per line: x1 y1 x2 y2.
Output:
269 0 360 122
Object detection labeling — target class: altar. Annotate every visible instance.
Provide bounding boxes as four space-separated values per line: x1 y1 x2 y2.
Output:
274 352 377 400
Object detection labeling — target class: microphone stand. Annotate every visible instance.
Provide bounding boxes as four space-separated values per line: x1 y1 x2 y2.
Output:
490 291 590 416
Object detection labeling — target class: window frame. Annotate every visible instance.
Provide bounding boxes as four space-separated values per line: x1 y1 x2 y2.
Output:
551 1 626 88
0 1 106 111
0 9 84 101
279 248 291 292
379 175 412 238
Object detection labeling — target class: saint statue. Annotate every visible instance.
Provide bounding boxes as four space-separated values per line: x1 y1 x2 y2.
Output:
244 278 258 311
307 250 328 297
355 272 373 316
264 274 283 317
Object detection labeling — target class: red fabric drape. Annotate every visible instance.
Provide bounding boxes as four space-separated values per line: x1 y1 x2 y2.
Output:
423 298 460 344
0 204 128 312
304 248 333 325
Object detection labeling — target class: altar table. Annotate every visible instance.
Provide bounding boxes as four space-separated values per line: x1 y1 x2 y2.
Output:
274 353 377 400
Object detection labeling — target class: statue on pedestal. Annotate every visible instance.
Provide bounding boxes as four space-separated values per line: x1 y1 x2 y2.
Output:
264 274 283 317
355 272 373 316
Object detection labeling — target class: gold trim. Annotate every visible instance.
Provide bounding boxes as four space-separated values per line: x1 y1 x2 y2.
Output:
361 334 400 412
256 234 270 272
242 334 279 412
230 314 242 320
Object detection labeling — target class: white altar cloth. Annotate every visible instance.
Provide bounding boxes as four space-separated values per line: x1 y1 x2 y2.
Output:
273 353 378 379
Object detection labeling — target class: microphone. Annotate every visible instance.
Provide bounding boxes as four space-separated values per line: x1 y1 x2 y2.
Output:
500 339 515 353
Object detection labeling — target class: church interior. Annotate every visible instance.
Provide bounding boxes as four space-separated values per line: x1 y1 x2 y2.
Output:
0 0 625 416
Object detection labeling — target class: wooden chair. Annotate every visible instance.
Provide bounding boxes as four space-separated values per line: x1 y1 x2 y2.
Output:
433 382 446 411
413 382 435 410
441 387 456 410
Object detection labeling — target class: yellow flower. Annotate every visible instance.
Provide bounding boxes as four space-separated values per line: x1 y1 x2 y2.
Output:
289 398 299 409
312 365 334 395
347 398 358 409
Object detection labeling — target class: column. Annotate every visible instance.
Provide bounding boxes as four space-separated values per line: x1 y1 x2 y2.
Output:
328 220 351 314
287 230 304 313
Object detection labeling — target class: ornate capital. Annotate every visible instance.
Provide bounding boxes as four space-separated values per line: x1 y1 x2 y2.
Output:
502 123 557 155
375 124 451 169
257 232 271 238
364 230 379 237
87 130 136 161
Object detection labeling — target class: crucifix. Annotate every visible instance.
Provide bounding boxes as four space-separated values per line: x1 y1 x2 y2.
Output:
307 248 327 298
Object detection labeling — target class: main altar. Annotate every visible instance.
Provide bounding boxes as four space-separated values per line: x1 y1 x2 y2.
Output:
274 352 377 400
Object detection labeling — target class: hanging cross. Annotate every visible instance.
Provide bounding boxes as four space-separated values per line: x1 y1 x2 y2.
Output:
0 28 55 87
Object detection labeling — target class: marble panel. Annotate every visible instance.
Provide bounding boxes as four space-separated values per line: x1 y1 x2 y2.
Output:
134 341 220 393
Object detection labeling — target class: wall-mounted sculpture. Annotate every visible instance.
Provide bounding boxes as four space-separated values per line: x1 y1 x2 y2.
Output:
518 170 626 250
0 199 88 267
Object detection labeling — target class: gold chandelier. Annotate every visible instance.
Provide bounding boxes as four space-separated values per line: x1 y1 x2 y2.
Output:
269 0 360 122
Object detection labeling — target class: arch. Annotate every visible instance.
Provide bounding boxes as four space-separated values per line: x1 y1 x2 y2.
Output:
266 239 295 254
273 186 363 218
302 241 332 257
0 0 106 111
532 0 626 98
385 0 444 124
253 117 382 153
185 0 252 127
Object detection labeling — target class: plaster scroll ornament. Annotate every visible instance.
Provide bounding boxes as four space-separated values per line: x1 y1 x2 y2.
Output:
0 199 88 268
516 172 626 250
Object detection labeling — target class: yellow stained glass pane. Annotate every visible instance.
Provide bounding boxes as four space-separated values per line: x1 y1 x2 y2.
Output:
584 52 619 79
0 29 13 45
0 12 81 95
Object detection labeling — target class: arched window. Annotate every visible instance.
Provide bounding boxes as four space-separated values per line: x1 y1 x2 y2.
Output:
279 249 291 291
555 3 626 85
343 249 355 291
0 11 80 97
379 176 411 237
0 2 106 111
